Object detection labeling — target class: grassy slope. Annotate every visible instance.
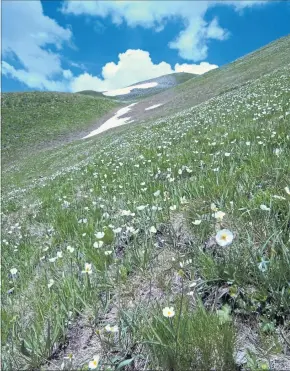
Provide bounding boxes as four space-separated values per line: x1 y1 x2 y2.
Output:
1 38 290 371
172 72 195 84
139 35 290 120
1 92 120 165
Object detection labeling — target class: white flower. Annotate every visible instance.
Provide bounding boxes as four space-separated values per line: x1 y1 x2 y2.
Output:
272 195 286 200
105 324 118 333
78 218 87 224
162 307 175 318
10 268 18 276
82 263 92 275
136 205 147 211
95 232 105 239
120 209 135 216
88 355 100 370
215 229 234 247
213 211 226 221
260 204 270 211
94 241 104 248
170 205 177 211
149 226 157 234
224 152 231 157
153 190 161 197
258 258 269 273
192 220 202 225
104 250 113 256
67 246 75 253
211 203 218 212
180 196 188 204
57 251 63 259
285 186 290 195
49 257 57 263
48 279 55 289
62 201 70 209
246 141 251 146
274 148 282 156
113 227 122 234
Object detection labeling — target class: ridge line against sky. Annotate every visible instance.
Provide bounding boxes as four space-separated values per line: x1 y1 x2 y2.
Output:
2 0 290 93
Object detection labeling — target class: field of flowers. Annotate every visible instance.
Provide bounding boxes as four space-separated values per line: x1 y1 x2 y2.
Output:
2 45 290 370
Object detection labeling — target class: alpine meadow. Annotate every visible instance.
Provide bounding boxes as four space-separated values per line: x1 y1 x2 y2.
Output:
2 29 290 371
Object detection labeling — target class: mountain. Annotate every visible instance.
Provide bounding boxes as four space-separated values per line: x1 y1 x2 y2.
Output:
76 72 195 101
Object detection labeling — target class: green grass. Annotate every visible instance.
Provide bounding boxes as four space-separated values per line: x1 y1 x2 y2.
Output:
144 35 290 120
1 92 120 165
1 37 290 371
172 72 195 84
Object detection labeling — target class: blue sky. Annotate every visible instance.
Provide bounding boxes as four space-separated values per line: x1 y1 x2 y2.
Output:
2 1 290 93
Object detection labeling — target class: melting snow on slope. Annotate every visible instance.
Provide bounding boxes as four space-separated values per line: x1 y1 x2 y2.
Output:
83 103 137 139
103 82 158 97
145 103 163 111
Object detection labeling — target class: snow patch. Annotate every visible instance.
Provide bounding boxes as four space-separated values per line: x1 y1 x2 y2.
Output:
145 103 163 111
83 103 136 139
103 82 158 97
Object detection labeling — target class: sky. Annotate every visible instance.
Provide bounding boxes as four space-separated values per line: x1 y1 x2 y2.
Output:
2 0 290 93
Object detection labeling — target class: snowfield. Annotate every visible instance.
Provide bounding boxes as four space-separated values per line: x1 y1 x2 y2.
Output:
83 103 136 138
145 103 163 111
103 82 158 96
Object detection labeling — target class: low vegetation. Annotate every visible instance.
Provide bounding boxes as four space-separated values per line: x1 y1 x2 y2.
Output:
1 92 119 165
1 37 290 371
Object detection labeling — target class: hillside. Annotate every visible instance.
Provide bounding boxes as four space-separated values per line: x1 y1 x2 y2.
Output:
123 35 290 122
1 92 120 165
1 36 290 371
74 90 106 98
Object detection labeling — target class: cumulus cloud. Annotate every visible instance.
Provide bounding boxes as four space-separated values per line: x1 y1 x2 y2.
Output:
3 0 267 92
174 62 218 75
70 49 218 92
62 0 265 62
2 0 72 90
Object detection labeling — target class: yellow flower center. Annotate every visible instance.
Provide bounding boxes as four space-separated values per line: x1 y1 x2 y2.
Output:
221 234 227 240
93 360 97 366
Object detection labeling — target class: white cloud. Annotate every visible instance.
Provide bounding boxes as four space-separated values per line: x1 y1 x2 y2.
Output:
63 69 73 79
168 17 229 61
70 49 217 92
61 0 266 62
2 61 67 91
3 0 267 92
174 62 218 74
2 0 72 90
